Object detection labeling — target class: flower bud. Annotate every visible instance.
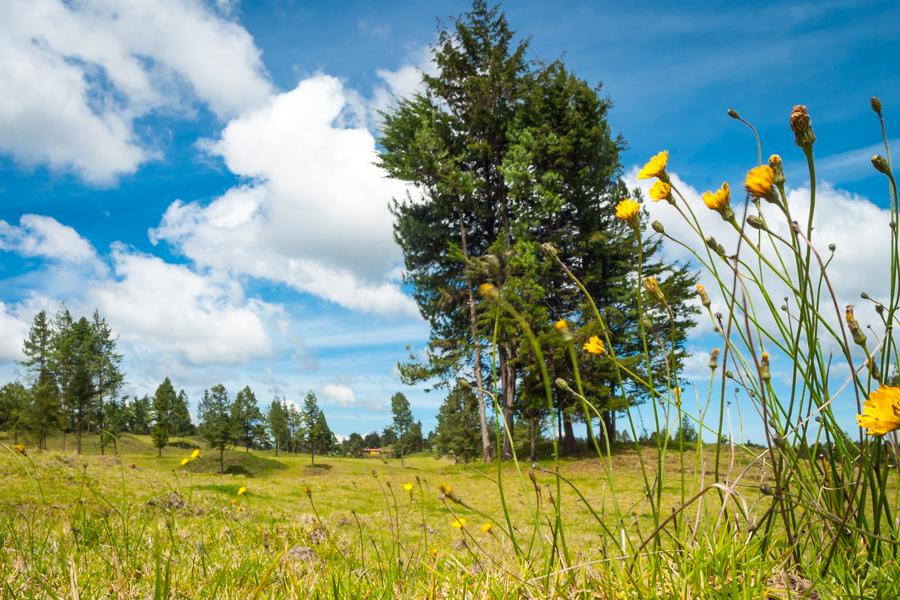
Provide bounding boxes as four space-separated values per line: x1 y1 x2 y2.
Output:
696 284 711 308
790 104 816 148
554 378 572 392
872 155 891 175
727 108 740 120
746 215 766 230
760 352 771 382
651 220 665 234
769 154 785 186
871 96 883 117
553 319 573 342
644 276 666 305
540 242 558 258
709 348 720 370
760 483 774 496
828 243 836 252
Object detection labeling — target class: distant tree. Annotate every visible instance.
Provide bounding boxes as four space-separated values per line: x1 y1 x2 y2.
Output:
128 395 153 435
90 310 123 455
363 431 381 448
65 317 97 455
390 392 415 465
286 403 305 453
344 432 364 457
198 384 232 473
267 398 289 456
169 390 195 437
20 311 59 449
0 382 29 444
380 426 398 447
151 378 177 456
102 397 128 454
302 391 332 464
434 383 482 462
50 306 75 451
230 386 263 452
672 415 698 445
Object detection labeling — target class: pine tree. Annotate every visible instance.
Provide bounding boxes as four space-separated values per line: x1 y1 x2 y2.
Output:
151 377 176 456
20 311 59 448
267 398 289 456
302 391 321 464
0 382 28 444
231 386 263 452
128 395 153 435
434 382 482 462
390 392 414 465
169 390 195 437
198 384 232 473
90 310 123 454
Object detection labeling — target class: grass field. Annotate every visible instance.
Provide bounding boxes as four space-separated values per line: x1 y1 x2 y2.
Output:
5 432 861 599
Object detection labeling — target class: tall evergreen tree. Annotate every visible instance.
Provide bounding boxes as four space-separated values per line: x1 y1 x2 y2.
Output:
267 397 289 456
20 311 59 448
198 384 232 473
390 392 415 464
0 382 28 444
302 391 331 464
434 382 482 462
151 377 177 456
231 386 263 452
169 390 195 437
127 394 153 435
90 310 123 454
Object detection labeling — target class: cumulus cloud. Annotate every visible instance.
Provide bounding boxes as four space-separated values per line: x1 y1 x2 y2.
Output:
0 303 28 363
320 383 358 407
91 246 274 365
0 214 99 265
151 75 419 317
0 0 271 184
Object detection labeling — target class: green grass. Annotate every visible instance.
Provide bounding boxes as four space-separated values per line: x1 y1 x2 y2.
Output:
5 432 893 598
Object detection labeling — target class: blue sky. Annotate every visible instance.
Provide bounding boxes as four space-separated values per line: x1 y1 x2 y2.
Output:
0 0 897 441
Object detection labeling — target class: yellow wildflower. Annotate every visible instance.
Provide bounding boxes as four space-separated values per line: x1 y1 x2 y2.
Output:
481 522 493 533
744 165 777 203
696 284 711 308
190 448 200 460
857 385 900 436
615 198 640 227
229 498 237 505
180 457 190 466
637 150 669 181
403 482 413 493
452 517 467 529
429 548 438 558
583 336 606 355
304 486 312 497
553 319 568 331
237 486 246 496
648 180 672 202
702 182 734 221
439 482 453 497
478 283 499 299
14 444 26 455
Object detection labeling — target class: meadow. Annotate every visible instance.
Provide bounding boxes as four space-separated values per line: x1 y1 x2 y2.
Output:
3 432 893 599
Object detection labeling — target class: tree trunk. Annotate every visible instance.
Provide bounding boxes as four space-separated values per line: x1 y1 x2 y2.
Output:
219 446 225 474
310 444 315 465
76 403 82 455
458 208 492 463
528 416 536 462
158 445 162 457
585 419 596 451
563 412 576 455
602 410 616 448
275 441 279 457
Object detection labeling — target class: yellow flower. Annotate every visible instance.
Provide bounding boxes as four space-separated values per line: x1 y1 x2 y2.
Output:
702 182 734 221
648 180 672 202
439 482 453 497
553 319 568 331
304 486 312 497
481 522 493 533
857 385 900 436
637 150 669 180
615 198 640 226
229 498 237 505
429 548 438 558
583 336 606 355
14 444 26 455
237 486 246 496
180 457 190 466
696 284 711 308
190 448 200 460
403 482 414 493
478 283 499 299
452 517 467 529
744 165 777 202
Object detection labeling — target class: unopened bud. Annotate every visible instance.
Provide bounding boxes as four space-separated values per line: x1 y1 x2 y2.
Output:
760 352 771 382
644 276 666 305
672 386 682 406
746 215 766 230
790 105 816 148
828 243 836 252
725 370 734 379
760 483 774 496
872 155 891 175
846 305 867 347
871 96 883 117
769 154 785 186
709 348 720 370
651 220 665 234
696 284 711 308
540 242 558 258
554 378 571 392
861 292 870 300
727 108 740 120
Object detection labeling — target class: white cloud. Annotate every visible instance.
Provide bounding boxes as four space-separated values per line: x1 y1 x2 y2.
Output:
0 0 271 184
151 75 420 317
90 246 274 365
0 214 99 265
320 383 358 407
0 303 28 363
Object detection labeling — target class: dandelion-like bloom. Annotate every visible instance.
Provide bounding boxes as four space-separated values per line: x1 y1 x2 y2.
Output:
554 319 568 332
403 482 413 493
439 482 453 497
304 486 312 497
644 276 666 305
615 198 640 227
190 448 200 460
696 284 711 308
429 548 438 558
14 444 26 455
237 486 246 496
744 165 777 203
478 283 499 299
583 335 606 355
637 151 669 181
857 385 900 436
702 182 734 221
180 457 190 466
452 517 467 529
481 522 493 533
790 105 815 148
648 180 672 202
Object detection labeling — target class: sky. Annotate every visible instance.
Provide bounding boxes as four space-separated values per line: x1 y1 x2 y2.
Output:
0 0 898 441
